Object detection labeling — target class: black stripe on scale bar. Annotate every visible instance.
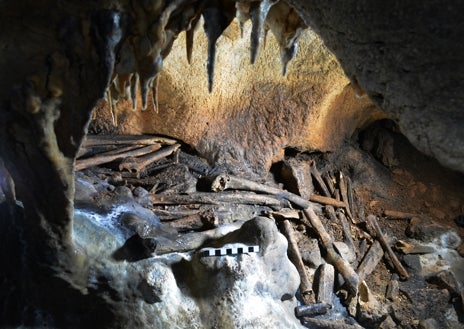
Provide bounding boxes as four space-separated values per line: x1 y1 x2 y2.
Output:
199 245 260 257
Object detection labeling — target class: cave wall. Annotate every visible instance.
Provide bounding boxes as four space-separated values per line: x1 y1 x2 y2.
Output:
287 0 464 173
94 19 383 171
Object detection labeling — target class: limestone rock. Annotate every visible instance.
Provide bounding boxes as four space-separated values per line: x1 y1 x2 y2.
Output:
72 206 303 328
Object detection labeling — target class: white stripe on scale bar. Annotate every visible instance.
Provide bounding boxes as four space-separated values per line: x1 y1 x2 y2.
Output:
199 243 260 257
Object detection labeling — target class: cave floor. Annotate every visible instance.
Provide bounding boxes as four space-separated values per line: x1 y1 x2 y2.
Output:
75 125 464 329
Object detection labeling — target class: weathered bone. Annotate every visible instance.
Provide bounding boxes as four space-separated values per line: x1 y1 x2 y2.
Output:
383 209 418 220
338 210 357 256
314 263 335 306
302 318 364 329
119 143 180 174
337 172 354 221
165 208 219 232
356 240 383 281
280 220 313 304
149 191 284 210
366 215 409 279
209 174 313 208
82 134 177 147
310 161 331 197
295 303 331 318
207 173 360 295
310 194 348 209
302 208 360 296
75 144 162 171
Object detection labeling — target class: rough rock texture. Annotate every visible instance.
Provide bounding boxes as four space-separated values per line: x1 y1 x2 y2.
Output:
73 199 302 329
287 0 464 173
0 1 119 324
1 0 464 328
94 19 382 171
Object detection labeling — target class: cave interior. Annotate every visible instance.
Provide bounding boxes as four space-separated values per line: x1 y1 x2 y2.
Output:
0 1 464 328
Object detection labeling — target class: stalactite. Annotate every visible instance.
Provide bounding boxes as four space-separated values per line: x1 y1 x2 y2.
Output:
108 0 307 110
202 0 235 93
265 0 307 76
249 0 277 64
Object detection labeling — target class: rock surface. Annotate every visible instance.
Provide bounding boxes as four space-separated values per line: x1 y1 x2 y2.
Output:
287 0 464 173
73 204 303 328
93 19 382 172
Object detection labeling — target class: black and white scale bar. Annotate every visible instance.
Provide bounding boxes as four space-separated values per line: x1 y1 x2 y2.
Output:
200 245 260 257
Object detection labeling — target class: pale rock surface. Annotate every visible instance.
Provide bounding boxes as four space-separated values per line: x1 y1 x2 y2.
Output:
73 195 303 329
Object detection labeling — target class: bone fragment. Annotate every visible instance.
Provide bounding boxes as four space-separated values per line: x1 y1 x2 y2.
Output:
281 220 313 303
302 207 360 296
119 144 180 174
345 175 356 219
366 215 409 279
302 318 364 329
324 205 338 221
75 144 162 171
166 208 218 232
309 161 332 197
268 208 300 221
96 144 144 158
383 209 418 220
149 191 284 210
356 240 383 281
82 134 177 147
295 303 331 318
322 171 336 197
314 263 335 306
338 211 357 256
337 172 354 221
208 174 313 209
208 173 359 295
310 194 347 209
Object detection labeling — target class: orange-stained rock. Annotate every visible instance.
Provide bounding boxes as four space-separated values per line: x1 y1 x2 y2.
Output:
93 20 384 172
